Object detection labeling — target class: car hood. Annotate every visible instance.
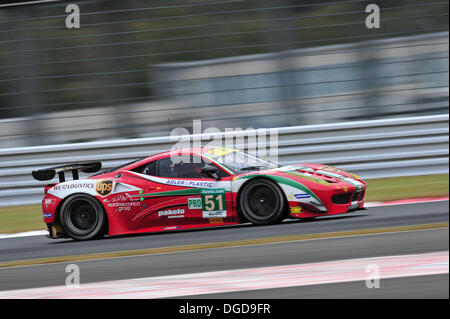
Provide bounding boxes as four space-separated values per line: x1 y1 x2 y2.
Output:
280 163 363 182
236 163 366 189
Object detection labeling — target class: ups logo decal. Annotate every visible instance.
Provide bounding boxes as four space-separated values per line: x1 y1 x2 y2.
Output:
96 180 113 196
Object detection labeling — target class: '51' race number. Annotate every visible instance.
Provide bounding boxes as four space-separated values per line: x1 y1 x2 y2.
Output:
201 189 227 218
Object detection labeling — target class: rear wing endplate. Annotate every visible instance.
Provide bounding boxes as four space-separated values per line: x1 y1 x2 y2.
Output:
31 162 102 182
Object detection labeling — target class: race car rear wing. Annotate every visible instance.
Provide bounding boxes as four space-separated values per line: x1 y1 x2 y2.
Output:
32 162 102 183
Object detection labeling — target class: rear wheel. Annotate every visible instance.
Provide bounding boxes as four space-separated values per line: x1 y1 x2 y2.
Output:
60 194 106 240
239 179 287 225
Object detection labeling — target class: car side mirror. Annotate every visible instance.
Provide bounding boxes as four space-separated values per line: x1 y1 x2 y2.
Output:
201 165 221 180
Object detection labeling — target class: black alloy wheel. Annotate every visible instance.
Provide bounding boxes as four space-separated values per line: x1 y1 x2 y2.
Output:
60 194 106 240
239 178 287 225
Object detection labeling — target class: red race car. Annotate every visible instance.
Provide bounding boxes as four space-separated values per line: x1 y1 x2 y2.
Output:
32 147 367 240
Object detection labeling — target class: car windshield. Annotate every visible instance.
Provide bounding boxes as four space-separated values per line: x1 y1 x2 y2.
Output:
205 148 279 174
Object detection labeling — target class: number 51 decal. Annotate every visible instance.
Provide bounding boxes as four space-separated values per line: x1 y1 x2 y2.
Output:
201 188 227 218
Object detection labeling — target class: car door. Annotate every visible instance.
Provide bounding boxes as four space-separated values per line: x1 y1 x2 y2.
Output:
137 155 233 228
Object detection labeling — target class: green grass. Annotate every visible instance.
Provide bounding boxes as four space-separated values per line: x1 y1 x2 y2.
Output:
0 174 448 234
0 204 43 234
365 174 449 202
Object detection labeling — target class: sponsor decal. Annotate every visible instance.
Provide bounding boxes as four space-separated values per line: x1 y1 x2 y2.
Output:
103 193 133 203
96 180 113 196
158 208 185 218
290 206 302 214
43 198 56 207
203 147 237 158
163 226 182 230
166 179 213 188
203 211 227 218
294 193 311 199
118 206 131 213
43 212 53 218
188 197 202 210
103 192 142 212
107 202 141 208
107 201 141 213
201 188 227 218
52 183 95 191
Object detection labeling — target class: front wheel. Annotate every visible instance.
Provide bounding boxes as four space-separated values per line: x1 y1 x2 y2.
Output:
239 178 287 225
60 194 106 240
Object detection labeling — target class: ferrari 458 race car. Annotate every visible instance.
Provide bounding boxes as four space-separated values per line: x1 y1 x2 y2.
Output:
32 147 367 240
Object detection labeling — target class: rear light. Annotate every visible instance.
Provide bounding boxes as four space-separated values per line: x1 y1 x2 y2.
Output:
44 183 57 194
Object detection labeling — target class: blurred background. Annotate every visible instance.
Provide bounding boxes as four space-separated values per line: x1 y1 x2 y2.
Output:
0 0 448 148
0 1 448 299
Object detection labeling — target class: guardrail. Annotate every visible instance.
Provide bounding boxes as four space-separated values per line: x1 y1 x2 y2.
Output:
0 114 448 207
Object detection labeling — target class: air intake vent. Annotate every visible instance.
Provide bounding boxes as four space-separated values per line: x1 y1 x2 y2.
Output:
332 193 352 204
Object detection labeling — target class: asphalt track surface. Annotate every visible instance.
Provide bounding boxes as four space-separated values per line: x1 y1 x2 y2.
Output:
0 200 448 297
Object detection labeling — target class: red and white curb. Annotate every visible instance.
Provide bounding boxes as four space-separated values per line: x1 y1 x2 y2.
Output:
364 196 449 208
0 251 447 299
0 196 447 240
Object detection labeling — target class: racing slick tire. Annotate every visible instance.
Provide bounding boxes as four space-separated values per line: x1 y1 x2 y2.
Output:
60 194 106 240
239 178 287 225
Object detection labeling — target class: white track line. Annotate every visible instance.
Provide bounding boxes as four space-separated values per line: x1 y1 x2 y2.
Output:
0 230 47 239
0 251 448 299
1 197 447 240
